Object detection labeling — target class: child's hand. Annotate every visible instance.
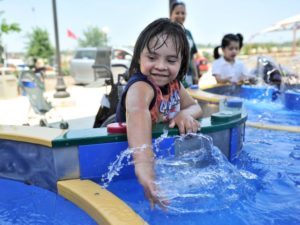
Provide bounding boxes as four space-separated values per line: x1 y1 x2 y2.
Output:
226 76 233 82
169 111 200 135
135 162 168 210
248 77 258 84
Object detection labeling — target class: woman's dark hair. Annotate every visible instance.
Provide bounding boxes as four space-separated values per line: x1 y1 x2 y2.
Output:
170 1 185 16
213 33 244 59
129 18 189 81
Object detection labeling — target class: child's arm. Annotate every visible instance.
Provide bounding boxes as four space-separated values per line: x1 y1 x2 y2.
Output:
213 74 233 84
169 85 202 135
125 81 165 209
240 63 257 84
212 60 232 84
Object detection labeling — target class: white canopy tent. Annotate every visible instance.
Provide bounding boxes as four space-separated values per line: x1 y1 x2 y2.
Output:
250 14 300 55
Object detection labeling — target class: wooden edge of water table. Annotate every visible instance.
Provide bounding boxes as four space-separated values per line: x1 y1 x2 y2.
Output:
187 83 230 103
57 179 147 225
246 121 300 133
199 83 232 90
0 125 66 147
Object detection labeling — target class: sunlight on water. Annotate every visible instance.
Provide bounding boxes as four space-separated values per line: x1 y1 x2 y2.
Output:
155 133 257 214
100 148 132 188
101 144 151 188
101 131 258 215
101 129 169 187
244 97 300 126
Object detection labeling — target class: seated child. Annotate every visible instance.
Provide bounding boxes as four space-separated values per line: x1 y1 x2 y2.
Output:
212 33 256 84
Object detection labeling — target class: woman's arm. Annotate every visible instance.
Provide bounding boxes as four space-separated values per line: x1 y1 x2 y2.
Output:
192 55 199 84
125 81 165 209
189 31 199 85
169 85 202 134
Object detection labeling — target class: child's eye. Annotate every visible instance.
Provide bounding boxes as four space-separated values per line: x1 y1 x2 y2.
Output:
148 55 155 60
168 59 177 64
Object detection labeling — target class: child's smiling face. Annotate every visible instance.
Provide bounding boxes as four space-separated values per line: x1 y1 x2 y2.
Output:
139 35 182 87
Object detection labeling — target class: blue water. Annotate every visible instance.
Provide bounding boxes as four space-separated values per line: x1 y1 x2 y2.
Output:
244 99 300 126
104 97 300 225
0 179 97 225
1 90 300 225
106 128 300 225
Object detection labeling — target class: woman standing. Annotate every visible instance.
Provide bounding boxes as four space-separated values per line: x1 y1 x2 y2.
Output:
170 1 199 87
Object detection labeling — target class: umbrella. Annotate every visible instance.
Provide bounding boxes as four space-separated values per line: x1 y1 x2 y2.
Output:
250 14 300 55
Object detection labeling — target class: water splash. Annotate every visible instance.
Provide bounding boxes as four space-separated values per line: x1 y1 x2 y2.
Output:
101 132 258 214
154 133 258 214
101 144 152 188
153 128 170 155
101 129 170 188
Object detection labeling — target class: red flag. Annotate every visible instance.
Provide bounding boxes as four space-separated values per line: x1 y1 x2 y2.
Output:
67 29 77 40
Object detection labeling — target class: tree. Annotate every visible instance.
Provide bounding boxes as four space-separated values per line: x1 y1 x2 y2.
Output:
0 17 21 64
0 19 21 34
78 26 107 47
26 27 54 61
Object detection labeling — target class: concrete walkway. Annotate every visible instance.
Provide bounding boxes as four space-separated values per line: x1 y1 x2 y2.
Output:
0 71 216 130
0 76 107 129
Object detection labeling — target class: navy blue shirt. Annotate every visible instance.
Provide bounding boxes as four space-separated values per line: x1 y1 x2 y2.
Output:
116 73 157 122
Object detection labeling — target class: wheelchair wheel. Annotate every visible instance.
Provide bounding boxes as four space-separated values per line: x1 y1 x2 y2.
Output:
100 114 116 127
39 119 48 127
59 121 69 130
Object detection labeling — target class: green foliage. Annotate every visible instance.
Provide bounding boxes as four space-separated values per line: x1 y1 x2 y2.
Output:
197 43 215 48
241 39 300 55
202 51 213 62
26 27 54 60
1 19 21 34
0 18 21 64
78 26 107 47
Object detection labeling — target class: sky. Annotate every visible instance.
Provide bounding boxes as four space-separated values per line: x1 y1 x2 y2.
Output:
1 0 300 52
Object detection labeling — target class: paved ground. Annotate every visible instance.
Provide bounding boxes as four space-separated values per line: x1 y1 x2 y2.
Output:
0 69 216 130
0 65 131 129
0 53 298 130
0 76 108 129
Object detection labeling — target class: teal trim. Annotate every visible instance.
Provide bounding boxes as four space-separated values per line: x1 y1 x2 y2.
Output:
52 113 247 148
211 111 242 123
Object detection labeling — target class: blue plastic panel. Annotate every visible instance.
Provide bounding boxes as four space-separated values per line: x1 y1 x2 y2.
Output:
226 98 243 108
79 137 176 180
229 127 238 162
284 90 300 110
79 141 133 180
240 85 276 101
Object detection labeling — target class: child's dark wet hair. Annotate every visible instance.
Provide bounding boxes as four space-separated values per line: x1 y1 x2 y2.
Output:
129 18 189 81
213 33 244 59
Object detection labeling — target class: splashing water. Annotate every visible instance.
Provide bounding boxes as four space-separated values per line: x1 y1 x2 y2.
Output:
101 129 169 188
101 132 258 214
101 144 152 188
154 133 258 214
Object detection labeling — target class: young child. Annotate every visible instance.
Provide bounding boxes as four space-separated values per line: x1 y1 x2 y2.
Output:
116 18 202 209
212 33 255 84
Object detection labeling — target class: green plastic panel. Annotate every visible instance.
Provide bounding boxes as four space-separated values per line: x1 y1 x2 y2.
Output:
211 111 242 123
52 113 247 147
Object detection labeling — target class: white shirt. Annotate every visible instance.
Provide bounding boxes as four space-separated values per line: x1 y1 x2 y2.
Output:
212 56 250 83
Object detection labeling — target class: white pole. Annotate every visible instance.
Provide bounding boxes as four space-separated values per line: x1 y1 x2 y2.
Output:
292 26 297 56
